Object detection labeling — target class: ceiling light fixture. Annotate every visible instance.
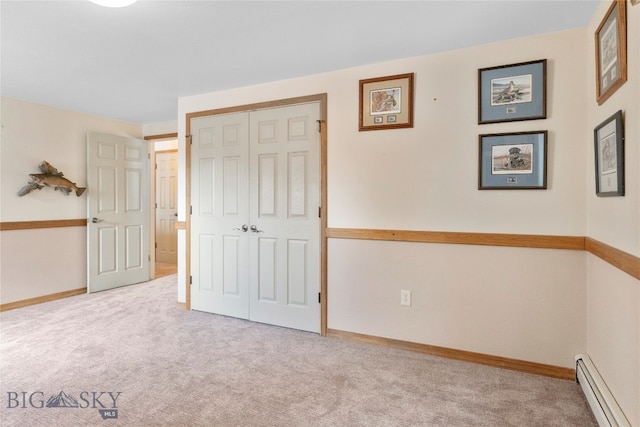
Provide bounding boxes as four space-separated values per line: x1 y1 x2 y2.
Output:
90 0 137 7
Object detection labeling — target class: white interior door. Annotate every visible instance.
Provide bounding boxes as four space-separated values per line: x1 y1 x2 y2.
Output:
156 150 178 264
190 112 251 319
248 102 321 332
87 132 150 293
190 102 321 333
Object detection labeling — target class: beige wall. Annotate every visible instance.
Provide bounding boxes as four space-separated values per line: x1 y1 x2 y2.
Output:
0 97 142 303
328 240 586 367
178 8 639 422
178 26 590 368
1 1 637 422
143 120 178 138
179 29 589 234
585 1 639 424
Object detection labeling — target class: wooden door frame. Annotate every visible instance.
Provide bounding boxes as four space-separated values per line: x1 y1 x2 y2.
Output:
185 94 328 335
154 148 179 265
144 133 178 279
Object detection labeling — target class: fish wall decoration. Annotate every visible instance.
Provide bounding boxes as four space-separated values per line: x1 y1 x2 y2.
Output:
18 161 86 197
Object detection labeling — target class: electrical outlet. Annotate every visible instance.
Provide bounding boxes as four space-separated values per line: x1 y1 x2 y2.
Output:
400 290 411 306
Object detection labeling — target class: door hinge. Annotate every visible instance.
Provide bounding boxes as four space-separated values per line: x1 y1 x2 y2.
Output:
318 292 321 303
318 206 321 218
155 242 158 248
190 275 193 285
148 255 151 262
316 120 322 133
155 202 158 209
190 205 193 215
187 135 192 145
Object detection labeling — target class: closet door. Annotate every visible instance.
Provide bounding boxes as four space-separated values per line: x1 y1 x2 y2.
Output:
190 112 250 318
190 102 321 333
248 102 321 333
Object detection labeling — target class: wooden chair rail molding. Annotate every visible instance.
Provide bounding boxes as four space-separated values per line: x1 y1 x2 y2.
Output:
585 237 640 281
326 227 586 250
0 219 87 231
1 222 637 281
327 228 640 281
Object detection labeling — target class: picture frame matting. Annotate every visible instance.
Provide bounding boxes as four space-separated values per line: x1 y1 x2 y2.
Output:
478 59 547 124
359 73 414 131
595 0 627 105
478 131 548 190
594 110 624 197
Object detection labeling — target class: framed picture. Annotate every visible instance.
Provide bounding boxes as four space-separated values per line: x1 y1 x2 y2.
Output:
478 59 546 124
359 73 414 131
594 110 624 197
595 0 627 105
478 131 547 190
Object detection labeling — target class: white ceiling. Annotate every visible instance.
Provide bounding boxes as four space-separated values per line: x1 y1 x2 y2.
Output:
1 0 600 125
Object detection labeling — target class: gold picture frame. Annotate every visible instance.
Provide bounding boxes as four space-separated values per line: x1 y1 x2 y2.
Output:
359 73 414 131
595 0 627 105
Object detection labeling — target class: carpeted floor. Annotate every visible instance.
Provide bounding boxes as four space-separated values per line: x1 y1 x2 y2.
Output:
0 274 597 426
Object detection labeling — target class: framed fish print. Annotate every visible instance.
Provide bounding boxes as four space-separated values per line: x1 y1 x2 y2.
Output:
594 110 624 197
478 59 547 124
478 131 547 190
359 73 414 131
595 0 627 105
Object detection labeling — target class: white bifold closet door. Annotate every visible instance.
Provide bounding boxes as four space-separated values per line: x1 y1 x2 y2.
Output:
190 102 321 333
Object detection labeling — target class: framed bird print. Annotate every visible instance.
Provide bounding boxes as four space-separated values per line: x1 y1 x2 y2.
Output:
595 0 627 105
478 59 547 124
359 73 414 131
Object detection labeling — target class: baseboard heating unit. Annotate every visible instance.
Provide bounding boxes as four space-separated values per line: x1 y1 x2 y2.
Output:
575 354 630 427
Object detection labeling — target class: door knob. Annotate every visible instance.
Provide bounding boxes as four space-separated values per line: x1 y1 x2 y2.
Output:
250 225 263 233
233 224 249 232
173 213 178 217
89 217 102 223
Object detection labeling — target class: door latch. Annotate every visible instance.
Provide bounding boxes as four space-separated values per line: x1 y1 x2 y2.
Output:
250 225 264 233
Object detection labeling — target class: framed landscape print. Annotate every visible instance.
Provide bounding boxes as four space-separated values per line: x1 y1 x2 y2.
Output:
595 0 627 105
594 110 624 197
478 131 547 190
359 73 414 131
478 59 546 124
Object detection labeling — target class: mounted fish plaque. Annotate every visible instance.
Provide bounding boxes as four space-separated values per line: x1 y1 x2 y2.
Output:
17 161 86 197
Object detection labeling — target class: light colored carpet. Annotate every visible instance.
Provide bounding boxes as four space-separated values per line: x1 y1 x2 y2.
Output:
0 274 596 426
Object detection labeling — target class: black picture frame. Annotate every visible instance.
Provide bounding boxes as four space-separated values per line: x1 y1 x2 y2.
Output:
478 131 547 190
478 59 547 124
594 110 624 197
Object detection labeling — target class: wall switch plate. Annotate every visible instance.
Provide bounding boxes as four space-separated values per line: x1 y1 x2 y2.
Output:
400 290 411 306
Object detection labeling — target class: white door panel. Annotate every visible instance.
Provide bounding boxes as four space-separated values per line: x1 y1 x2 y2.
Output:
249 103 320 332
87 132 149 293
190 102 320 333
190 112 250 318
156 151 178 264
